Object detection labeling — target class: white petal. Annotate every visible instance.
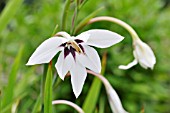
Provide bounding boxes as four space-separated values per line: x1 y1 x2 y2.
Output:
105 83 128 113
118 59 138 70
70 62 87 98
84 29 124 48
26 37 66 65
134 40 156 69
55 51 74 80
76 45 101 73
56 31 71 39
75 32 90 43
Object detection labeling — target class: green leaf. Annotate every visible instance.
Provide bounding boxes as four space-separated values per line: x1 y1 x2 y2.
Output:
99 96 105 113
0 0 23 33
44 66 53 113
82 53 107 113
32 95 41 113
2 46 24 108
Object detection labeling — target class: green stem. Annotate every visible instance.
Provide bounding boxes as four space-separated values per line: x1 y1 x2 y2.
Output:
70 4 78 35
61 0 71 30
41 64 48 113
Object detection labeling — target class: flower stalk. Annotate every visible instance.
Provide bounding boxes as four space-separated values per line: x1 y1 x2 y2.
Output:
75 16 140 41
52 100 84 113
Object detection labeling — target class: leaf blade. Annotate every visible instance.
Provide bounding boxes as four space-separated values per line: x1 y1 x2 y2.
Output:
44 66 53 113
0 0 23 33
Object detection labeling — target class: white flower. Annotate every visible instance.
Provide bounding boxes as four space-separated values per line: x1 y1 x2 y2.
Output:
119 39 156 70
26 29 124 98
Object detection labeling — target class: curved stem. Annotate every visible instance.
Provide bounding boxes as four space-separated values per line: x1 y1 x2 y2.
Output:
52 100 84 113
87 70 110 87
77 16 140 41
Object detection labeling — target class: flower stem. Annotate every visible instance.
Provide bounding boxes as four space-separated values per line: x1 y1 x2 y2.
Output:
87 70 110 87
61 0 71 30
76 16 140 41
52 100 84 113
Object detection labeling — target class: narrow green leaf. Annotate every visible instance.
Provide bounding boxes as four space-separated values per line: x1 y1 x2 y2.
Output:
99 96 105 113
82 53 107 113
2 46 24 108
41 64 48 112
0 0 23 33
1 91 26 113
82 77 102 113
44 66 53 113
74 6 104 35
32 95 41 113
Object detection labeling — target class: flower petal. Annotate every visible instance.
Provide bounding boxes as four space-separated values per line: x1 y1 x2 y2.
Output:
84 29 124 48
70 62 87 98
118 59 138 70
134 40 156 69
56 31 71 39
77 45 101 73
55 51 74 80
105 83 128 113
75 32 90 43
26 37 66 65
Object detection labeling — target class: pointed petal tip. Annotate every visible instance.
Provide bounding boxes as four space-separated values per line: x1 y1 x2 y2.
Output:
118 59 138 70
118 65 128 70
25 62 33 66
60 76 65 81
74 92 80 99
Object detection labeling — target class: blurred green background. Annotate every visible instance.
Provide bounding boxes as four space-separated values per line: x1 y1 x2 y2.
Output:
0 0 170 113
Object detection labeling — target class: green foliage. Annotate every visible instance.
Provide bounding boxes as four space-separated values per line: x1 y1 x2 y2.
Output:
0 0 23 33
44 66 53 113
0 0 170 113
2 46 24 110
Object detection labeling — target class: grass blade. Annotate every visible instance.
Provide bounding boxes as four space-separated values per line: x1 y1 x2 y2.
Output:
74 6 104 35
44 65 53 113
82 53 107 113
0 0 23 33
2 46 24 108
99 96 105 113
32 95 41 113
